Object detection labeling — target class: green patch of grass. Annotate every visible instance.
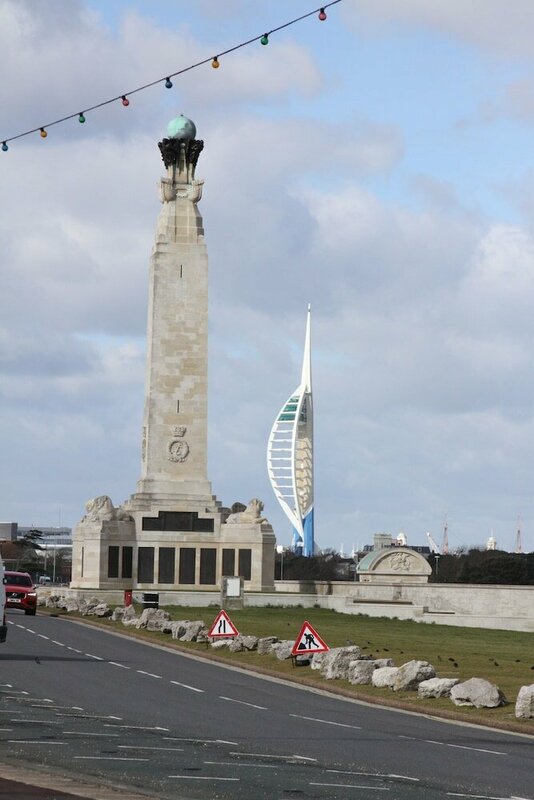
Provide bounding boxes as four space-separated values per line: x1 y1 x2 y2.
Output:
44 604 534 734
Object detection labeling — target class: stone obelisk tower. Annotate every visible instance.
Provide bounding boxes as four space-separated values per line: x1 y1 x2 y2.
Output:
70 116 275 592
136 115 211 501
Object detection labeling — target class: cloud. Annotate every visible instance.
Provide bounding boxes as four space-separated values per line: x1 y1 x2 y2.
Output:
345 1 534 60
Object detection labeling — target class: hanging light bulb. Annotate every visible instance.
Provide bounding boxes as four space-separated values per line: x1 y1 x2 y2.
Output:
165 77 173 89
121 95 130 106
2 142 8 152
40 128 48 138
78 112 86 124
318 7 327 20
211 56 220 69
261 33 269 45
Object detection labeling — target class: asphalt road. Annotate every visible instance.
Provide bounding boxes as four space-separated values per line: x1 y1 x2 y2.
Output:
0 610 533 800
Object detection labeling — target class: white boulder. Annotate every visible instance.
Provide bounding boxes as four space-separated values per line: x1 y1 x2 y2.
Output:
257 637 279 655
392 660 436 691
271 640 295 660
372 666 400 688
450 678 507 708
515 685 534 719
348 660 376 685
418 678 459 698
320 646 364 680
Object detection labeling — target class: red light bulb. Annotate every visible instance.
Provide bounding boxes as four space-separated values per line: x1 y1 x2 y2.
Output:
121 96 130 107
318 8 327 21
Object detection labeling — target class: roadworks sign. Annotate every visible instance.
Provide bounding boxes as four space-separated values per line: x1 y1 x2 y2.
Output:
208 610 239 638
291 621 329 656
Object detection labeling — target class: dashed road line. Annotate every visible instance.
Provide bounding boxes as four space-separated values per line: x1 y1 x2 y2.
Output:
109 661 130 669
230 752 317 763
219 696 267 710
137 670 162 678
8 740 67 745
118 745 184 752
164 737 239 745
74 756 149 762
52 640 65 647
204 760 276 769
168 776 239 782
14 720 60 725
85 653 103 660
290 713 362 729
310 783 389 791
63 731 120 737
170 680 203 692
327 769 419 781
104 724 169 731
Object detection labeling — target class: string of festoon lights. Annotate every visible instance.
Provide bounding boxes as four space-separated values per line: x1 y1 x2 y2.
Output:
1 1 341 152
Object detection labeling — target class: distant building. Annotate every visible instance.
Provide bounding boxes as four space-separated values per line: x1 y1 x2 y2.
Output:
0 523 72 549
18 526 72 548
362 533 430 558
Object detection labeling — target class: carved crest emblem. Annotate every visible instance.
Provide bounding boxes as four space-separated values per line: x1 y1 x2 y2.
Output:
168 439 190 462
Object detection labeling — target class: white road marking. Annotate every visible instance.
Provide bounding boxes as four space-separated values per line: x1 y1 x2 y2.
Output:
72 649 82 654
164 737 239 745
137 670 162 678
424 739 506 755
0 684 13 687
8 740 67 745
204 760 275 769
0 690 28 695
75 756 148 762
109 662 130 669
37 634 49 640
63 731 120 737
118 745 184 752
170 680 203 692
168 776 239 782
52 640 65 647
447 743 507 755
0 728 13 731
31 705 83 711
310 783 389 791
290 713 362 729
328 770 419 782
230 752 317 763
85 653 103 660
55 713 122 721
104 724 169 731
15 625 25 629
447 794 521 799
219 696 267 710
14 720 60 725
26 629 36 634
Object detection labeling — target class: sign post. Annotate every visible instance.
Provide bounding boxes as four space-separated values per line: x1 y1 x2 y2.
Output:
208 609 239 640
291 621 329 661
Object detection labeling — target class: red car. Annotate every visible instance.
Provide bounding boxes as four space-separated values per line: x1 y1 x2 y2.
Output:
4 571 37 615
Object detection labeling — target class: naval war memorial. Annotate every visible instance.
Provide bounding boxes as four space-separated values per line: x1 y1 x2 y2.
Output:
70 116 275 593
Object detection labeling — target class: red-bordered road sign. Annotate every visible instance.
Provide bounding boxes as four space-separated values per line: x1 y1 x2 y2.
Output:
291 621 329 656
208 609 239 638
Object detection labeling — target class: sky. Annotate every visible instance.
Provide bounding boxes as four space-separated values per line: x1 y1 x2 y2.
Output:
2 0 534 554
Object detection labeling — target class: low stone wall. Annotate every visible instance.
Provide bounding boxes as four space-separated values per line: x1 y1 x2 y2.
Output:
46 580 534 632
275 580 534 632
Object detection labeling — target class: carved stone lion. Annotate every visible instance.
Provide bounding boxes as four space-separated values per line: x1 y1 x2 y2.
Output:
225 498 267 525
80 495 132 524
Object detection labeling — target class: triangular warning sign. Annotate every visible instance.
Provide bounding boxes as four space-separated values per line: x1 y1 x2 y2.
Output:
208 610 239 638
291 621 329 656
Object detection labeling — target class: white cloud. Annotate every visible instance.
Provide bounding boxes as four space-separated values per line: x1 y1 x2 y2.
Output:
346 0 534 60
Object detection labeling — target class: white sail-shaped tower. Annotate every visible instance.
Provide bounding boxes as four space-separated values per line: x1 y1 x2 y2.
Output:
267 306 314 556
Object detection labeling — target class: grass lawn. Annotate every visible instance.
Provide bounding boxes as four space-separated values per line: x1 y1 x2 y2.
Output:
47 603 534 734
